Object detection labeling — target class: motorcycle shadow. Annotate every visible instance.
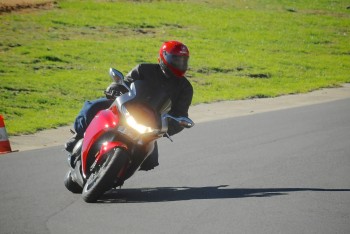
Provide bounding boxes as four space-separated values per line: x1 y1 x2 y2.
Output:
97 185 350 203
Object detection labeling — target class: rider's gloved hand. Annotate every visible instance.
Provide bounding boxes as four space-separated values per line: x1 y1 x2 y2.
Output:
104 82 123 99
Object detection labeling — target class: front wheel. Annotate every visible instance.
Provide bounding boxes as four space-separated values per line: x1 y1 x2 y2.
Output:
82 148 129 203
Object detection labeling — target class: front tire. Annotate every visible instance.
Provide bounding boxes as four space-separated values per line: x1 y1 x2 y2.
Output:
82 148 128 203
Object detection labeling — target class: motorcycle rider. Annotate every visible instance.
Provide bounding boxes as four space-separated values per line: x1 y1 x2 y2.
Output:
65 40 193 171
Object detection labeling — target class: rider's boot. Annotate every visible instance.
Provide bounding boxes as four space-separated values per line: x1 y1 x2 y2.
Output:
65 131 83 168
139 142 159 171
65 131 82 153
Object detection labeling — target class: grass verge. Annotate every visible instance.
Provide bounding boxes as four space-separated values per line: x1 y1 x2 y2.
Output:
1 0 349 135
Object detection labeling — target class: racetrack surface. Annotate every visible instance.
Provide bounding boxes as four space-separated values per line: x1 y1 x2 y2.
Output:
1 98 350 234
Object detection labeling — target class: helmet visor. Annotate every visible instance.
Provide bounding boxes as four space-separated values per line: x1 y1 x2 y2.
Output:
164 53 189 72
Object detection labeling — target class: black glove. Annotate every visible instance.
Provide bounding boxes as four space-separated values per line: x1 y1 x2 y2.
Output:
104 82 123 99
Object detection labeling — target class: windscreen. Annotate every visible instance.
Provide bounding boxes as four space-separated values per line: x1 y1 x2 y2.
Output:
129 80 172 114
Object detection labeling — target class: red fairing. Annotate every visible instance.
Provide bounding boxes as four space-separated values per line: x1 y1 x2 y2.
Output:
95 141 127 166
81 109 125 177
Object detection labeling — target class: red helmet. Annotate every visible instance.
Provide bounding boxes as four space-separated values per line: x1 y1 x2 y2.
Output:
159 41 189 78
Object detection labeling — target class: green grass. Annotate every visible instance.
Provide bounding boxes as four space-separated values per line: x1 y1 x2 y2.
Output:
1 0 349 135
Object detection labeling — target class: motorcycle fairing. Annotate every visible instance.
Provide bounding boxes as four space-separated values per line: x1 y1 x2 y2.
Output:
81 109 126 178
95 141 128 165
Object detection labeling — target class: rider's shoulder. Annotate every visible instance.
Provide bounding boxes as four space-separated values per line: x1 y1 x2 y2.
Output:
137 63 158 70
182 78 193 93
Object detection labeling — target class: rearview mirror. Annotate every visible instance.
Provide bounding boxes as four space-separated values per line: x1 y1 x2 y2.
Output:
178 117 195 128
109 68 124 84
109 68 130 91
163 114 195 128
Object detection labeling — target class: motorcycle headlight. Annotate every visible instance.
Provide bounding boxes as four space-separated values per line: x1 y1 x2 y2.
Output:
125 111 154 134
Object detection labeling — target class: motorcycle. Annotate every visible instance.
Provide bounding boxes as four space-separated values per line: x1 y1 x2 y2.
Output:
64 68 195 203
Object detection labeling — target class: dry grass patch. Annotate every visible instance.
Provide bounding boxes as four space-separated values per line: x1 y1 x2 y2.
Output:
0 0 56 13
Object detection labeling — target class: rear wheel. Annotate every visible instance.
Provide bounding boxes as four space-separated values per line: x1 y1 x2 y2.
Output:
82 148 128 203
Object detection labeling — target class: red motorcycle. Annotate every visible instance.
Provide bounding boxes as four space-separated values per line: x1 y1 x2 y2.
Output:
64 68 194 203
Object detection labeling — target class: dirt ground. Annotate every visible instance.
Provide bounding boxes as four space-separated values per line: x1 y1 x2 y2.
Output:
0 0 55 13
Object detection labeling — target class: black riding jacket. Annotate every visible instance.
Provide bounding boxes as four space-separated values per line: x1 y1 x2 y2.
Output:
114 63 193 136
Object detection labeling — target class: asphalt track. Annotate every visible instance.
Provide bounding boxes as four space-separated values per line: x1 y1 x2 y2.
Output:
1 98 350 234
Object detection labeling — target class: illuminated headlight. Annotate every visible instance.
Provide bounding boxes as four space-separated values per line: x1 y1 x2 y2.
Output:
125 112 154 134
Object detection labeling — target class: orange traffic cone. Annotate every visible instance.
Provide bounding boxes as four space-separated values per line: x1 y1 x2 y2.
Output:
0 115 13 154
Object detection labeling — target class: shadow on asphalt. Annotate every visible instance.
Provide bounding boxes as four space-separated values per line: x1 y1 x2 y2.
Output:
97 185 350 203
